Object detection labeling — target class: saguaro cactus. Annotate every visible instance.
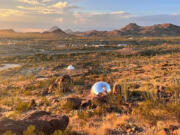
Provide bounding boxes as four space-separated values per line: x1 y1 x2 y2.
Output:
113 81 129 102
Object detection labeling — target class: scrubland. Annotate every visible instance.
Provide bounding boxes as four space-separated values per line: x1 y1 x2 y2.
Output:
0 37 180 135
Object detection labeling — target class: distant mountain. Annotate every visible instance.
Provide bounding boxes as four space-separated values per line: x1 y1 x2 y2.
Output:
48 26 60 32
76 23 180 37
64 29 73 34
139 23 180 36
43 26 69 37
0 27 71 39
46 26 66 33
120 23 142 35
1 23 180 38
0 29 15 33
75 30 107 37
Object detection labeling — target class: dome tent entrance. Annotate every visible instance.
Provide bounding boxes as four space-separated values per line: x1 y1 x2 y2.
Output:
91 81 111 95
66 65 75 70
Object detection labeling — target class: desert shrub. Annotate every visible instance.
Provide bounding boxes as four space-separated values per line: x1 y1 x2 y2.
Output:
41 97 51 106
52 130 64 135
23 125 36 135
73 85 84 94
15 101 32 113
166 102 180 119
78 111 93 120
94 105 106 116
24 85 37 91
133 80 180 125
133 100 165 125
142 91 157 101
0 88 8 96
52 128 73 135
78 105 110 120
61 101 76 112
24 79 52 93
78 106 108 120
134 98 180 125
3 131 16 135
106 94 123 112
166 82 180 102
3 126 73 135
62 102 73 112
0 97 16 107
23 90 33 96
91 94 124 114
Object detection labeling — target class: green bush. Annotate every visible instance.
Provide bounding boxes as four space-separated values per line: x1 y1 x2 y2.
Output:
133 100 165 125
167 102 180 119
3 131 16 135
3 126 73 135
15 102 32 113
52 129 73 135
78 111 94 120
23 125 36 135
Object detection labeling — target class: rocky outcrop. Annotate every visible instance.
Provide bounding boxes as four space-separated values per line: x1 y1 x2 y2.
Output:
0 111 69 135
49 75 73 93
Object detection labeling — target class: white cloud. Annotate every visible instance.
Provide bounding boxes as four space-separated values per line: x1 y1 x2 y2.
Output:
0 9 24 17
53 2 68 9
18 0 40 5
69 10 133 27
16 1 75 15
17 5 63 14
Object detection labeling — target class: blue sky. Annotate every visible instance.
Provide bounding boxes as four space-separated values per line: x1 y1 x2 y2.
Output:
83 0 180 14
78 0 179 14
0 0 180 32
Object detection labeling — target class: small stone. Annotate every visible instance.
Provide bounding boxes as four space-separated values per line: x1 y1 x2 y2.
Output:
127 129 131 133
169 125 178 131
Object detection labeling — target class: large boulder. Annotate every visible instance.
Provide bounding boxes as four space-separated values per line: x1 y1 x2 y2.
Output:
0 111 69 135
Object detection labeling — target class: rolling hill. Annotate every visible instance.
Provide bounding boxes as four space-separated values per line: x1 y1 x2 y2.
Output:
76 23 180 37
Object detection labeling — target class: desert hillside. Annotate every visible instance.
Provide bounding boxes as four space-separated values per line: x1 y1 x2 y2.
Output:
76 23 180 37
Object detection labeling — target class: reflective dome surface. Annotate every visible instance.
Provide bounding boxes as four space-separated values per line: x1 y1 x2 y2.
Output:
91 81 111 95
67 65 75 70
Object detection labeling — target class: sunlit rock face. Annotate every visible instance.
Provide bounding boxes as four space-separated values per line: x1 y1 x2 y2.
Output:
91 81 111 95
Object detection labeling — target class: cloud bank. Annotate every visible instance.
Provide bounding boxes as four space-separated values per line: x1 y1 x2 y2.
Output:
0 0 180 32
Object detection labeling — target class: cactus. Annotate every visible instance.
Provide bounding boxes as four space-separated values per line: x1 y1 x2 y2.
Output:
113 81 130 102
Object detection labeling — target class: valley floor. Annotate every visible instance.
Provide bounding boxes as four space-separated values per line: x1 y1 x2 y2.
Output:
0 43 180 135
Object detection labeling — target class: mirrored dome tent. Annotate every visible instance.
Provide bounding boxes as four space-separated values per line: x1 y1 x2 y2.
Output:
66 65 75 70
91 81 111 95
